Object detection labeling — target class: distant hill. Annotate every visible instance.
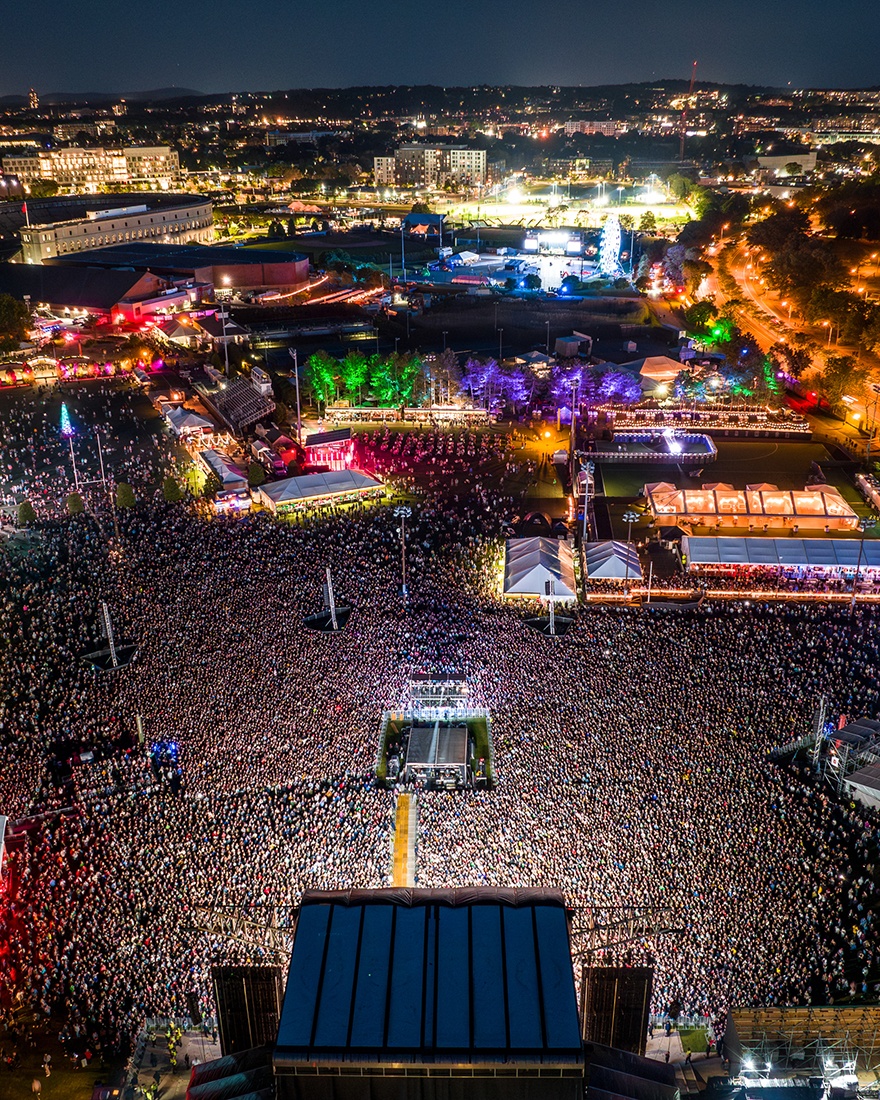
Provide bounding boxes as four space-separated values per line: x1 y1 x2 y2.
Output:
0 88 203 107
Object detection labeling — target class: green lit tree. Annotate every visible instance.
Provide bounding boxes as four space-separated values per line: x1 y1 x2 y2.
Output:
203 473 221 499
339 350 370 403
66 492 85 516
17 500 37 526
0 293 31 352
247 462 266 487
162 476 184 503
304 350 338 409
115 482 136 509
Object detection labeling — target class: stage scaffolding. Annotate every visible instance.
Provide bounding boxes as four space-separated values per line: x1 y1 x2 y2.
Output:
184 904 297 959
569 905 685 956
724 1005 880 1078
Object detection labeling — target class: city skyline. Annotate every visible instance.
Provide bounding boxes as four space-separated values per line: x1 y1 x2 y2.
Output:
1 0 879 97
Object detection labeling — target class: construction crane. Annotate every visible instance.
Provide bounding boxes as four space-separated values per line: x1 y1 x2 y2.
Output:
679 60 698 163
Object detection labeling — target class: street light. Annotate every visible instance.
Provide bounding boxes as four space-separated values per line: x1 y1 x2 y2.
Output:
545 320 550 355
850 516 877 613
394 505 412 601
442 330 448 352
498 328 503 365
621 509 641 598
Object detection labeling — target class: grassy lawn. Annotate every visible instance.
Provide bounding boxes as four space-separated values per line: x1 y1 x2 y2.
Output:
0 1042 124 1100
678 1027 709 1053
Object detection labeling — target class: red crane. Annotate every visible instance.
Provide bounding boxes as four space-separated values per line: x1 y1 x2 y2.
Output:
679 60 698 162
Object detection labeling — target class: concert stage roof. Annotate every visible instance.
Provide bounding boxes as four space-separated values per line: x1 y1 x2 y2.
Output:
408 722 468 768
275 888 582 1081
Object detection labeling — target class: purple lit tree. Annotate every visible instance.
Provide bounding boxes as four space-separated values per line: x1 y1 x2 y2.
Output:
598 370 643 405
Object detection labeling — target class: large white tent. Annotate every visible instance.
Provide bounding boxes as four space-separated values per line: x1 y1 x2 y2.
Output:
618 355 683 392
503 537 577 601
257 469 383 514
584 540 643 581
683 536 880 573
165 406 215 437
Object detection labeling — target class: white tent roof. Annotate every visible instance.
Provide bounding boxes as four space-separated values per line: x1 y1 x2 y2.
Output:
165 406 215 435
584 540 643 581
200 449 247 489
683 536 880 570
258 469 382 506
618 355 683 382
503 537 577 600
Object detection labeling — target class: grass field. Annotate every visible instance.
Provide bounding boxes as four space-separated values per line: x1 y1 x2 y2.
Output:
678 1027 709 1053
0 1040 123 1100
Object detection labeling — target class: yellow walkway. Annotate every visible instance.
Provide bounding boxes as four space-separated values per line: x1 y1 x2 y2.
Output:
392 793 415 886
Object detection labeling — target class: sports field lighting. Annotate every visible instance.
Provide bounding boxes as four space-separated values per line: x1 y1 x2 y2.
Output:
622 510 641 597
394 505 412 601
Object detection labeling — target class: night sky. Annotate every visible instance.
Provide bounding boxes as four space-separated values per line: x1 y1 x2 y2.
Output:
1 0 878 96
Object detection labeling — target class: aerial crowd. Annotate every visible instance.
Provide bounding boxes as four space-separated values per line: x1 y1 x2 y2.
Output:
1 392 879 1068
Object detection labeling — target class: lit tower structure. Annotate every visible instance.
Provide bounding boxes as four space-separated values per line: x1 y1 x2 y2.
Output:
598 213 624 278
28 88 39 111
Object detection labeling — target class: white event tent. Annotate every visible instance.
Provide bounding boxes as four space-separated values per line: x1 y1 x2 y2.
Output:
503 537 577 601
584 540 643 582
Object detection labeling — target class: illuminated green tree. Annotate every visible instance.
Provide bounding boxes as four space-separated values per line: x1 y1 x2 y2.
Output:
162 476 184 503
115 482 136 509
17 500 37 526
247 462 266 487
340 350 370 402
0 293 30 352
66 492 85 516
304 350 338 408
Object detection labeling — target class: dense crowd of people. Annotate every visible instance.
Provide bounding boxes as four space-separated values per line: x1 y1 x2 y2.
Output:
1 392 880 1069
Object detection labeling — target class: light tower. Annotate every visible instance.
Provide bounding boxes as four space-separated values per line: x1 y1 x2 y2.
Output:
598 214 624 278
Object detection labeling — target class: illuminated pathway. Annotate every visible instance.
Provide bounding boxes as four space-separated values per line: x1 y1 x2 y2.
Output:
391 792 417 887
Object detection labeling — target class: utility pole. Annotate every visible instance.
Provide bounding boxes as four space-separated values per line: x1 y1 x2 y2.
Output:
101 601 119 670
289 348 302 444
622 510 640 599
394 505 412 602
545 579 556 636
326 567 338 631
220 306 230 378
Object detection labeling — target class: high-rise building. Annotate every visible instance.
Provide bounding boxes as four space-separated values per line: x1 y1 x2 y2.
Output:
28 88 39 111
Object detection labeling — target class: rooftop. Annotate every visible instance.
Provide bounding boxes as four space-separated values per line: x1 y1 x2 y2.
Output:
52 241 308 270
275 887 582 1067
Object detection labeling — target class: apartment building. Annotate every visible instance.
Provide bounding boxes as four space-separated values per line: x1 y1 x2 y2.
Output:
563 120 626 137
2 146 180 190
373 145 487 188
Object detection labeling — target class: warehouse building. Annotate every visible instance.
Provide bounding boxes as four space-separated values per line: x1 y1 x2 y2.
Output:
49 242 309 294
